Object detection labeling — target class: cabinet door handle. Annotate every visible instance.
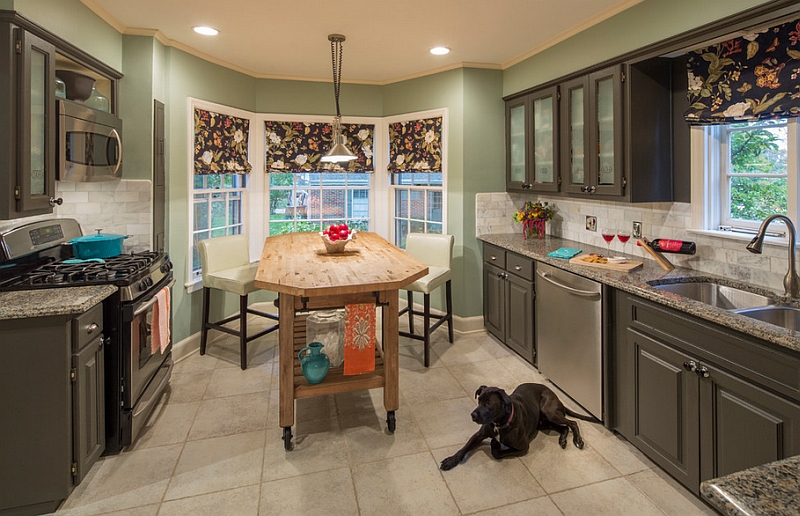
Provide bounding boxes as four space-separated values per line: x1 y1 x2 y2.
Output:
86 322 99 335
49 197 63 207
683 361 697 372
696 366 710 378
497 272 504 278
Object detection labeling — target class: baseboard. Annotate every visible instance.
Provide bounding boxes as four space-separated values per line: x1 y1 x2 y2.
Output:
172 300 486 362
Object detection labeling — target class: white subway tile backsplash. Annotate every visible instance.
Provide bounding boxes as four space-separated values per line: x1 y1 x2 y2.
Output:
476 192 795 294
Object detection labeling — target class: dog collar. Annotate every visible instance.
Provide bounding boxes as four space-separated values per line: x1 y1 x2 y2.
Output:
494 405 514 430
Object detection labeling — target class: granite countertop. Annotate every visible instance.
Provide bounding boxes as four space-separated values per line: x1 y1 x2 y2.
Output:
478 233 800 355
700 455 800 515
0 285 117 320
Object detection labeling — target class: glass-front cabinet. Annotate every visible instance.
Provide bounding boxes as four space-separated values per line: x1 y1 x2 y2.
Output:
561 65 624 197
0 20 57 219
505 86 559 193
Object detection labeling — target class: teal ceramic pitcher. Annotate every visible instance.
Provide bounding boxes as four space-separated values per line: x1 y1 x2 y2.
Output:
298 342 330 384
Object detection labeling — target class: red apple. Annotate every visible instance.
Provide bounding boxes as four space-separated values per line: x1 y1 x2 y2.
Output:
339 229 349 239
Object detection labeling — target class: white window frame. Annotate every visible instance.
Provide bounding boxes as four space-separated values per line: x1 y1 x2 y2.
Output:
257 113 388 240
385 108 448 247
185 98 256 292
690 118 800 247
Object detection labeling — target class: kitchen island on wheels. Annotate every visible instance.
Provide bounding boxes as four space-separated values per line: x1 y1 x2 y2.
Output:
254 231 427 450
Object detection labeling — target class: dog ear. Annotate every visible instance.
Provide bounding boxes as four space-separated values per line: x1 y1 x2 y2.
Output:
475 385 487 399
498 388 513 413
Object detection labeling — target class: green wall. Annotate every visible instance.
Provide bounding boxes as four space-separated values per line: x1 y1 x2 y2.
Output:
11 0 121 71
503 0 774 96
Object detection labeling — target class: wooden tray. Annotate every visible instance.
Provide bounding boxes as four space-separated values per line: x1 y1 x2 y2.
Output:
569 255 643 272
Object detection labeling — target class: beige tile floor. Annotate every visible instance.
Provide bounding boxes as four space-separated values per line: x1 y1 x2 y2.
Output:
55 310 718 516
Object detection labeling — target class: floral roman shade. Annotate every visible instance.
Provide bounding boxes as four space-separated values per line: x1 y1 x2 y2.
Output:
387 116 443 172
194 108 252 175
684 17 800 125
264 121 374 172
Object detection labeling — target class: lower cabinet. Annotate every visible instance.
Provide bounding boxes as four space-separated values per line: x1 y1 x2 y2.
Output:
0 302 105 515
482 243 535 363
613 292 800 493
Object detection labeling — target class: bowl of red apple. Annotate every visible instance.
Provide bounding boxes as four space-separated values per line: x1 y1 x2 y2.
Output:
320 223 357 253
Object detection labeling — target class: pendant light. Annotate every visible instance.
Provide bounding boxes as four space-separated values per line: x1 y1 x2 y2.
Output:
321 34 356 163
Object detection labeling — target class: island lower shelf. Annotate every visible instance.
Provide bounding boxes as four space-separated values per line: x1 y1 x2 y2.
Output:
291 312 386 399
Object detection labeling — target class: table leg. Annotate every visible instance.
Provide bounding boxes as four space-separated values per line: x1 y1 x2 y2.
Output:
279 292 295 429
383 290 399 412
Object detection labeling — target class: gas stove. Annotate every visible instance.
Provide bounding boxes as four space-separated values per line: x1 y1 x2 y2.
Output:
0 219 172 302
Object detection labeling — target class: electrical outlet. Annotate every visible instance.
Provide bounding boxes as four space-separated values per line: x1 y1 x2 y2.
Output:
586 216 597 232
632 221 642 239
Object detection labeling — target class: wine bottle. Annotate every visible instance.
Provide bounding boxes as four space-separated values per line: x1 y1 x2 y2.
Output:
648 238 696 255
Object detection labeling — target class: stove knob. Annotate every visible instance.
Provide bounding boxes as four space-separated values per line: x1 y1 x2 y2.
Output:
139 280 148 291
148 278 154 287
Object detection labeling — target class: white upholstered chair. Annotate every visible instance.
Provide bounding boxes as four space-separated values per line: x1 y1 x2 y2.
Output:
399 232 454 367
198 234 279 369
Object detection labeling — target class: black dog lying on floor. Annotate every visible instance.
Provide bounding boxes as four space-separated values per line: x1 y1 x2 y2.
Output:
440 383 595 470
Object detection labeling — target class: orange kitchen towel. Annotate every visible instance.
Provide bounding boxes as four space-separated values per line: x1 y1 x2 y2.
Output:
151 287 170 355
343 303 376 375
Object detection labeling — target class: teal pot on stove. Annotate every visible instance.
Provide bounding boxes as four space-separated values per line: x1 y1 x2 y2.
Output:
69 231 129 259
298 342 330 384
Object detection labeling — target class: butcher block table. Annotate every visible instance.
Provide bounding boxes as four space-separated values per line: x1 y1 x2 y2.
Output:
254 231 428 450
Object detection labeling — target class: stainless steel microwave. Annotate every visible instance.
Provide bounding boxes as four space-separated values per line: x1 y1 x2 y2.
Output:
57 99 122 181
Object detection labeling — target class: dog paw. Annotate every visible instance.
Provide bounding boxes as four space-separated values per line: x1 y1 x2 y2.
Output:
574 437 585 449
558 435 567 449
440 456 459 470
490 439 503 458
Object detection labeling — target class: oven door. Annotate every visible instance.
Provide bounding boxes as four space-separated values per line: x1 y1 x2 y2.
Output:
124 276 174 408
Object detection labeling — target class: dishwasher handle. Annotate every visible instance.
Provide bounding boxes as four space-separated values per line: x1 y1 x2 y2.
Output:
536 270 601 298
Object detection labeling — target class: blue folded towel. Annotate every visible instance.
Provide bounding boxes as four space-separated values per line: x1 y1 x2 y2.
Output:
547 247 582 259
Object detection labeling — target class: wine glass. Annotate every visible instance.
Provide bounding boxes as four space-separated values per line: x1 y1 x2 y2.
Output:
601 228 615 255
617 229 631 256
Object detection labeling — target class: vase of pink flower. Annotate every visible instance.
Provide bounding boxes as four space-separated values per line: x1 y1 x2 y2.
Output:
513 201 554 240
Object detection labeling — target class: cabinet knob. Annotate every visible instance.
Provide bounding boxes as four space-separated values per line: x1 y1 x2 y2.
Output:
86 323 99 335
497 272 504 278
514 266 522 271
490 255 497 261
696 366 710 378
683 361 697 372
49 197 63 207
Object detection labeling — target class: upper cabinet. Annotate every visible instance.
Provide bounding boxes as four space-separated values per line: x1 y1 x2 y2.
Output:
504 59 676 203
0 21 58 219
0 10 121 220
505 86 558 193
561 65 624 197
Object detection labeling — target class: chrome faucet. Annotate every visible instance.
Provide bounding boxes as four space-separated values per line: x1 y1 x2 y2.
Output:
746 214 800 298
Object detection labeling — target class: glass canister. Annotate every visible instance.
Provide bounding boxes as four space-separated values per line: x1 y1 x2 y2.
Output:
84 86 110 112
306 310 344 368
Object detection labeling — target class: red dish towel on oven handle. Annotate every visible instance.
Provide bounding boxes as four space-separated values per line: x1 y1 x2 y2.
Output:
343 303 376 375
151 286 170 355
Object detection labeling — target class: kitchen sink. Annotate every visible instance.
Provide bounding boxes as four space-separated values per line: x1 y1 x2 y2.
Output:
733 306 800 331
649 280 776 310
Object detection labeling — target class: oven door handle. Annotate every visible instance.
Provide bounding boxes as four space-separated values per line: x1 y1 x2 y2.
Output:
133 278 175 316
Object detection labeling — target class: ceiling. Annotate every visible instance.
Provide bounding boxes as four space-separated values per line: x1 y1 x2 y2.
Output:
81 0 643 85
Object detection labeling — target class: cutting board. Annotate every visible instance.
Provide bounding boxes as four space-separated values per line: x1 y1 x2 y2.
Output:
569 255 643 272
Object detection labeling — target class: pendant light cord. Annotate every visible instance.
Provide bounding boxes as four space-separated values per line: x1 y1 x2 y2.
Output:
329 35 345 118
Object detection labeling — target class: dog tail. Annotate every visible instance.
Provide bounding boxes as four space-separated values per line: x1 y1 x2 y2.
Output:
564 407 600 423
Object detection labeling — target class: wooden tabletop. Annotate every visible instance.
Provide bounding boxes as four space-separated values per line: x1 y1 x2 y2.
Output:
254 232 428 297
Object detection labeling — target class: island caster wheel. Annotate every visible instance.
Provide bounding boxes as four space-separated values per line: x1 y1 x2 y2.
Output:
282 426 294 451
386 411 396 433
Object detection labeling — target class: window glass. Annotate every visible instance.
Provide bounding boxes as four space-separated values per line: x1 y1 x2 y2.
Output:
268 172 371 235
722 119 789 226
191 173 246 277
390 172 444 248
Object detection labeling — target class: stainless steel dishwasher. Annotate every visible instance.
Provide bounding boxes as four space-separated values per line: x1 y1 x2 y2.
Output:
535 262 603 420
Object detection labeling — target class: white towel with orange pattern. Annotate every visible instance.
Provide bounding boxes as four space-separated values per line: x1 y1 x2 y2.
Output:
151 287 170 354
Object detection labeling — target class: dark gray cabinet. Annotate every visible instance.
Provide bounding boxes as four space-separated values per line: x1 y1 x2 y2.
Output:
561 65 624 197
0 302 104 515
613 292 800 493
0 19 57 219
505 86 559 193
482 243 535 363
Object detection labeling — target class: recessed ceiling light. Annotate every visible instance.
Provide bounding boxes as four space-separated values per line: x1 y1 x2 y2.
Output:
430 46 451 56
193 26 219 36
